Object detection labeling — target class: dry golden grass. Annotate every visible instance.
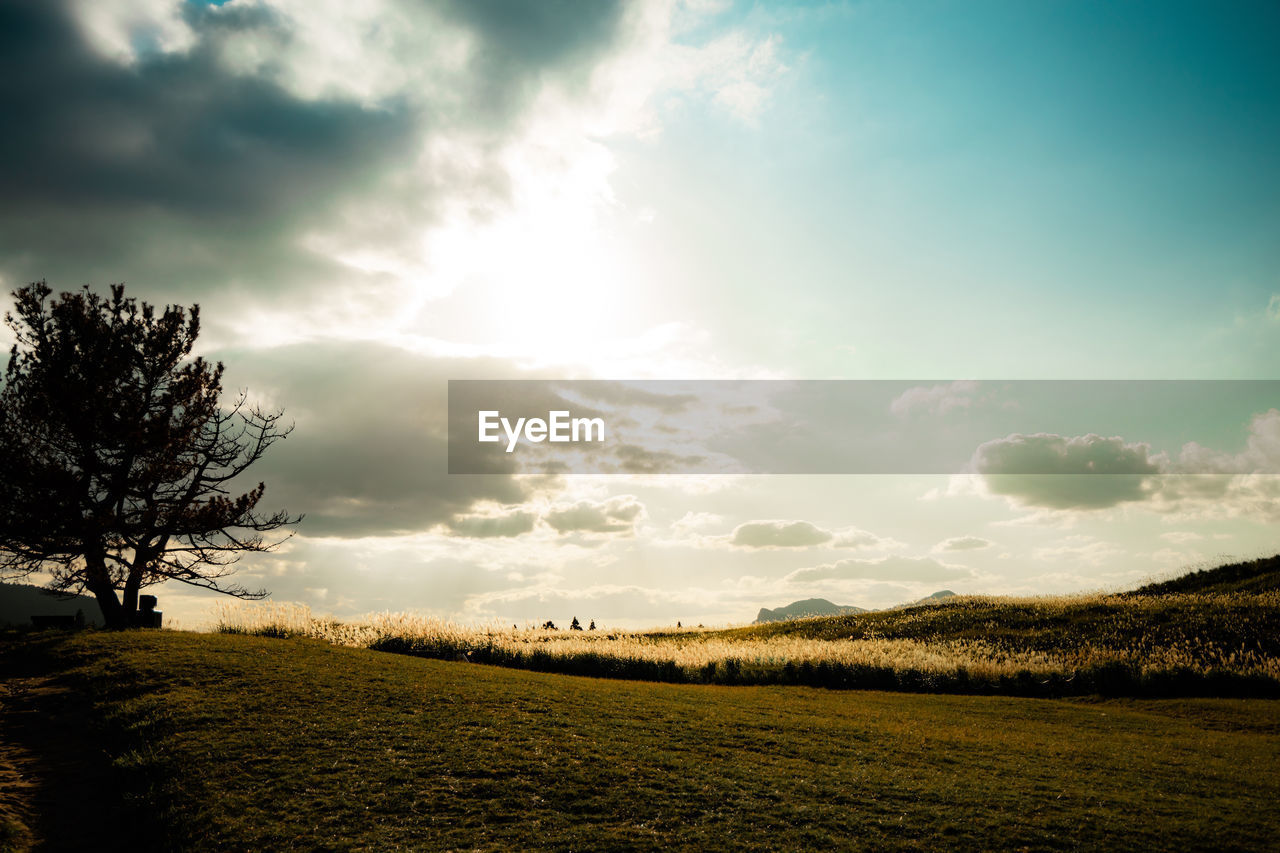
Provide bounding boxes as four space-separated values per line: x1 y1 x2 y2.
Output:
212 589 1280 695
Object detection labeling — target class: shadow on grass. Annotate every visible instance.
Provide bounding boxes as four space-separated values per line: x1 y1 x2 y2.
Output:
0 630 161 853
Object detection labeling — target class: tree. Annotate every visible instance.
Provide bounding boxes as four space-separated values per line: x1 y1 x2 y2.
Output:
0 281 300 628
570 616 582 631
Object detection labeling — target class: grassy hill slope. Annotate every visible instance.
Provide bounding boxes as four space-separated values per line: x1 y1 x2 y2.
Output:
2 630 1279 851
210 556 1280 698
706 558 1280 660
1131 555 1280 596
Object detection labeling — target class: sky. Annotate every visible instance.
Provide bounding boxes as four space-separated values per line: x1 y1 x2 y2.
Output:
2 0 1279 628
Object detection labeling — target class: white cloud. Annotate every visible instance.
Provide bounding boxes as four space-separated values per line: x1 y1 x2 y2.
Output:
1174 409 1280 475
446 508 537 539
730 519 831 548
890 380 980 418
669 519 901 551
545 496 647 536
1150 547 1200 566
1159 531 1203 544
670 511 723 534
831 527 904 550
1031 535 1122 567
70 0 196 64
785 555 972 585
933 536 993 552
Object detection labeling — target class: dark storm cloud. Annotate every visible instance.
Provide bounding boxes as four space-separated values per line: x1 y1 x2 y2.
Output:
439 0 626 117
0 0 640 539
218 341 530 538
0 4 409 214
0 1 415 299
0 0 626 300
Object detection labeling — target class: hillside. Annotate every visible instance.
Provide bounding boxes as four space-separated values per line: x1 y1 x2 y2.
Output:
210 555 1280 698
720 558 1280 654
906 589 957 606
1131 555 1280 596
0 583 103 628
2 630 1279 851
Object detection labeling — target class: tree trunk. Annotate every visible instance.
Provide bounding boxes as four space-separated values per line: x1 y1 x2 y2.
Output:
88 581 128 629
84 553 128 629
122 563 142 615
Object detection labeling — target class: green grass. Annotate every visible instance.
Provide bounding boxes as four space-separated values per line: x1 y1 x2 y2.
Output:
3 629 1280 851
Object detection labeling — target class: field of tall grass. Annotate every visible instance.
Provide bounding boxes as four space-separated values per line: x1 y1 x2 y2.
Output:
212 586 1280 697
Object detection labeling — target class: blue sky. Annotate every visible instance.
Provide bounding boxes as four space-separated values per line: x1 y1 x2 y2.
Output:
622 1 1280 378
1 0 1278 626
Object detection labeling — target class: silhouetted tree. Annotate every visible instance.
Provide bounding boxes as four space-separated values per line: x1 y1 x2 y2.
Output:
588 619 596 631
542 620 557 630
0 282 300 629
570 616 582 630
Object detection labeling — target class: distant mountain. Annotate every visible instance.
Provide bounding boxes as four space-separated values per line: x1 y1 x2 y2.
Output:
755 590 960 623
755 598 866 624
0 582 104 627
905 590 958 607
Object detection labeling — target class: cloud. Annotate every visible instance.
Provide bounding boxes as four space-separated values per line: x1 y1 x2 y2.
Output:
1141 413 1280 521
218 341 530 538
1150 547 1200 566
890 380 980 417
671 519 899 551
1031 535 1122 567
0 0 810 623
613 444 707 474
1174 409 1280 475
961 415 1280 521
831 527 902 550
730 520 832 548
785 556 971 585
545 496 645 535
670 511 723 534
973 433 1164 509
446 509 537 539
0 1 429 318
0 0 788 356
934 536 992 552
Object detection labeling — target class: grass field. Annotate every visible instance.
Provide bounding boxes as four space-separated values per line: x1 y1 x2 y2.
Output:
211 556 1280 698
2 629 1279 851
